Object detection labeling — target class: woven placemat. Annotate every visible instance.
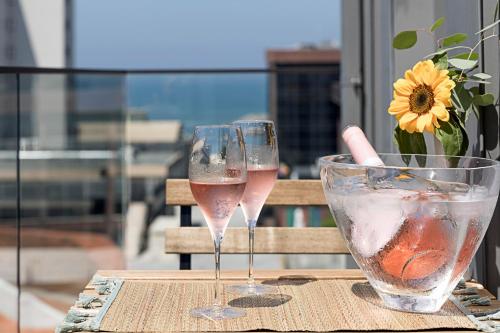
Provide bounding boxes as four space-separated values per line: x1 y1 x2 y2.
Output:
99 278 475 332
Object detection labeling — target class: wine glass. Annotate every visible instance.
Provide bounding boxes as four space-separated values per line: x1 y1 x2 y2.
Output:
189 125 247 320
227 120 279 295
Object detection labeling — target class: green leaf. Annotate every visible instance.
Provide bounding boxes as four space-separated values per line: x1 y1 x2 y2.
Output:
452 83 473 113
469 86 480 95
442 33 468 47
453 113 469 157
448 58 478 70
430 17 445 32
472 72 492 80
447 69 459 77
393 31 418 49
394 126 427 166
435 119 465 157
452 83 478 126
432 52 448 70
473 93 495 106
452 52 479 60
455 108 467 128
426 48 450 58
459 125 469 156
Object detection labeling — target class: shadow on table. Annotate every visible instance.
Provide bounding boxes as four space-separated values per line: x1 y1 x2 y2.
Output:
229 294 292 308
261 275 318 286
351 281 383 307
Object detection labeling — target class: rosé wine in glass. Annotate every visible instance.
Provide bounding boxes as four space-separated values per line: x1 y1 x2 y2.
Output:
190 180 247 239
240 167 278 223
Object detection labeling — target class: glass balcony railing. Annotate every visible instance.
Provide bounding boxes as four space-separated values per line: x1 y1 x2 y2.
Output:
0 66 344 333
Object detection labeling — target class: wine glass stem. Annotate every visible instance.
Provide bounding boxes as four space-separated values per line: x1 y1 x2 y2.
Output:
213 236 222 309
247 222 256 287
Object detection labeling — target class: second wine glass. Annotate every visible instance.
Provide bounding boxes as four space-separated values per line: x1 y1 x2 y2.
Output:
227 120 279 296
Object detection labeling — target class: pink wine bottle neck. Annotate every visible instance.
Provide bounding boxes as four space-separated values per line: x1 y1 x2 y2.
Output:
342 126 384 166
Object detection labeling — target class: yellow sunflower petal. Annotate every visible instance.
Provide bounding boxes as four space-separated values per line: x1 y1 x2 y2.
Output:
435 94 453 108
416 112 433 133
404 69 421 85
431 70 451 90
432 114 441 128
388 102 410 115
388 101 409 110
435 80 455 94
411 62 425 80
393 78 416 96
420 61 437 86
434 88 452 100
424 118 435 133
399 112 418 128
404 118 418 133
430 103 449 121
411 60 431 85
393 89 411 99
431 106 450 121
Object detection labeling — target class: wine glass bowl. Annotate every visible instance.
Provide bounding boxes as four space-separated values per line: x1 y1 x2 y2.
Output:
189 125 247 320
319 153 500 313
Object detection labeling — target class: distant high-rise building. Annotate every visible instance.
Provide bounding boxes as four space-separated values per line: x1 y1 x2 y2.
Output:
0 0 73 150
267 47 340 167
0 0 72 67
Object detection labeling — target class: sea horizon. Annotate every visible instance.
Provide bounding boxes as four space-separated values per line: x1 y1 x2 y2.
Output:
127 74 268 136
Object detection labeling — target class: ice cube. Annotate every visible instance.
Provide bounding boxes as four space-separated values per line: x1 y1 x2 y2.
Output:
450 186 494 224
344 189 414 257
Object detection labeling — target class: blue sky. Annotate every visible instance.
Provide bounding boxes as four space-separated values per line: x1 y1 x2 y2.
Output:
75 0 341 69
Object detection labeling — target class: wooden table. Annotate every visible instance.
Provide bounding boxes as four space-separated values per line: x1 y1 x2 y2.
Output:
81 269 500 333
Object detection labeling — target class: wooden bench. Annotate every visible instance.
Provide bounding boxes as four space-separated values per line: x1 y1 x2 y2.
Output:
165 179 349 269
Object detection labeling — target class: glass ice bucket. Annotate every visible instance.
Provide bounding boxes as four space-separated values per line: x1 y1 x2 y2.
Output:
319 154 500 313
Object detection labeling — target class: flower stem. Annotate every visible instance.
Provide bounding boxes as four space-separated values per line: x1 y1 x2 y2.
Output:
458 34 497 81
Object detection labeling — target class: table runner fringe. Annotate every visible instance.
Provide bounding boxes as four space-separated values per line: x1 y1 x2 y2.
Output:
451 280 499 332
75 294 105 308
55 275 123 333
451 296 499 333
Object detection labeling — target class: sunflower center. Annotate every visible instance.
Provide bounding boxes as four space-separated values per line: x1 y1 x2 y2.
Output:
409 84 434 114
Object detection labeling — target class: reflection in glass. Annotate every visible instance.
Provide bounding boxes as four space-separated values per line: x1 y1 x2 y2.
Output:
18 74 126 332
0 74 19 333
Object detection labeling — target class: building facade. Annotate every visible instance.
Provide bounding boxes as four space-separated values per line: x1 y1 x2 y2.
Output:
0 0 72 67
267 48 341 167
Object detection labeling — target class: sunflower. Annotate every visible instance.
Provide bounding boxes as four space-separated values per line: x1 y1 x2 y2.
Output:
388 60 455 133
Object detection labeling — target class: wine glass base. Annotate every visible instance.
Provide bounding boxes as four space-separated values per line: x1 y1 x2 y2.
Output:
226 283 279 296
190 306 246 320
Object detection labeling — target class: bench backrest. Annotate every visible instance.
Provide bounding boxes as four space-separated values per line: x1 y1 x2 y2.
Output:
165 179 349 269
